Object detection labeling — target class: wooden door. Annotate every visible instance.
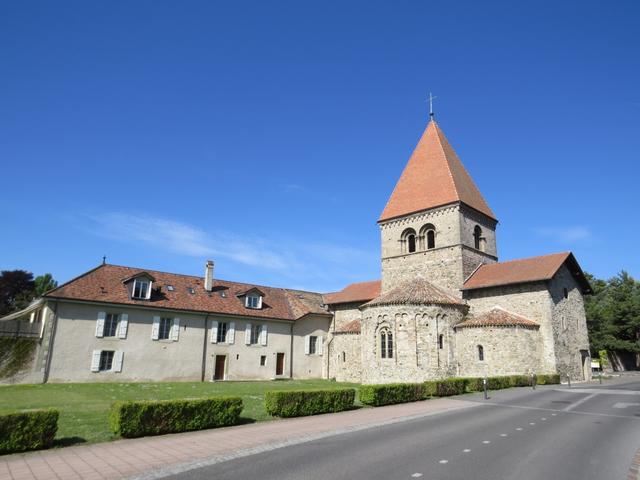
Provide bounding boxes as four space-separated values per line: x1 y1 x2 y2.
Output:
276 352 285 376
214 355 226 380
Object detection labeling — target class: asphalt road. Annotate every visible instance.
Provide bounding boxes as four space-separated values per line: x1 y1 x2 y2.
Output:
168 377 640 480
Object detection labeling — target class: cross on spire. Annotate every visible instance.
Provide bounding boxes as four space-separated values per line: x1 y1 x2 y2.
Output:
428 92 437 119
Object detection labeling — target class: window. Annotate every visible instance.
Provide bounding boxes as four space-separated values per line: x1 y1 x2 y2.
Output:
380 329 393 359
563 288 569 299
309 335 318 355
250 324 262 345
342 351 346 362
217 322 228 343
99 350 115 371
246 294 262 309
401 228 417 254
438 334 444 350
260 355 266 366
420 223 436 250
159 317 172 340
166 285 175 292
133 280 149 299
473 226 486 252
104 314 118 337
477 345 484 361
187 287 195 294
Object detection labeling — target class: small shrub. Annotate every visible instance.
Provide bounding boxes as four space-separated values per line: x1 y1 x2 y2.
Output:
536 373 560 385
265 389 355 417
435 378 468 396
424 381 438 397
510 375 533 387
359 383 428 406
109 397 243 438
0 409 59 455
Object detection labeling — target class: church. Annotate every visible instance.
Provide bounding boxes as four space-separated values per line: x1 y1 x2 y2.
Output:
1 114 592 385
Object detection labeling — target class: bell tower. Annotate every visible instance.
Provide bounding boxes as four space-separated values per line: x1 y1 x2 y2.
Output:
378 119 498 295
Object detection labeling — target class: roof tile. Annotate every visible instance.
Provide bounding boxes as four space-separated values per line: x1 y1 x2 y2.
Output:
455 307 539 329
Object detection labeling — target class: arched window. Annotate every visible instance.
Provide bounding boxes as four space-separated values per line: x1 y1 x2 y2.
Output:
420 223 436 250
473 225 486 252
342 351 346 362
477 345 484 361
401 228 417 254
380 329 393 359
438 334 444 350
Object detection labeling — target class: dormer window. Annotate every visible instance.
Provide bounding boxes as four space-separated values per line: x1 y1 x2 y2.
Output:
133 279 150 299
246 294 262 309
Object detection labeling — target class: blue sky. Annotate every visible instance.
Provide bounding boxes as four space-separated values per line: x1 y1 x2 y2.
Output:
1 1 639 292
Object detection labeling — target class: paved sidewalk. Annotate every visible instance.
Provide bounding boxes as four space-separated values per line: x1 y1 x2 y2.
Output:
0 397 477 480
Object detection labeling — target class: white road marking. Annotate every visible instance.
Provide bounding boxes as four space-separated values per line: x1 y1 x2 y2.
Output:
482 440 491 444
551 413 557 416
438 459 448 464
411 474 423 478
500 434 508 437
555 388 640 396
564 393 598 411
613 402 640 409
529 422 536 425
463 449 471 453
516 427 523 431
541 417 547 421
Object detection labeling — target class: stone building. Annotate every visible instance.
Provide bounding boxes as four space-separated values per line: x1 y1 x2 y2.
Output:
324 118 592 384
1 116 592 384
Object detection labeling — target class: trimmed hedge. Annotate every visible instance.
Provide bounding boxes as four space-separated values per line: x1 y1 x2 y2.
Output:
359 383 427 406
265 389 355 417
0 409 59 455
109 397 243 438
536 373 560 385
434 378 468 396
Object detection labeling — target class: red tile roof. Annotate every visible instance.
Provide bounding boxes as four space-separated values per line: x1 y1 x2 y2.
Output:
334 319 361 334
323 280 381 305
363 278 466 308
45 264 329 321
462 252 591 293
379 120 496 223
455 307 540 329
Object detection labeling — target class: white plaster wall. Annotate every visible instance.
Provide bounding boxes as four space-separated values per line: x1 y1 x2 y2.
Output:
292 315 331 379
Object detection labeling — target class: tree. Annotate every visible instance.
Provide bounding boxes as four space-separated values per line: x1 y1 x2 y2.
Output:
34 274 58 297
0 270 35 316
585 271 640 365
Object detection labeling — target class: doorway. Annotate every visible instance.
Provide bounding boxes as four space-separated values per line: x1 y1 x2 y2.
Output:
276 352 285 376
214 355 226 381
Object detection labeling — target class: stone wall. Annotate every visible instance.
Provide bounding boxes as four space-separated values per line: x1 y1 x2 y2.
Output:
330 303 363 332
456 325 542 377
459 204 498 258
327 333 362 382
549 265 592 381
464 283 555 374
360 303 465 384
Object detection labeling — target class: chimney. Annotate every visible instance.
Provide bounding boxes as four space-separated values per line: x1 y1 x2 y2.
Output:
204 260 214 292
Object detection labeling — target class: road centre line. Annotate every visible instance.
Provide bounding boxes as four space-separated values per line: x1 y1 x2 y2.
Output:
554 388 640 396
476 400 640 420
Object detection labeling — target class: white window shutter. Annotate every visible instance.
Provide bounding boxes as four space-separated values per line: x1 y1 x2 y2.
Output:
113 351 124 372
304 335 310 355
245 323 251 345
318 336 324 356
228 322 235 344
211 321 219 343
90 350 101 372
151 316 160 340
118 314 129 339
95 312 106 338
260 324 268 346
172 318 180 341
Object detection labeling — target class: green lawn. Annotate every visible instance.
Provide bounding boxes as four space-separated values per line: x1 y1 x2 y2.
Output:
0 380 359 446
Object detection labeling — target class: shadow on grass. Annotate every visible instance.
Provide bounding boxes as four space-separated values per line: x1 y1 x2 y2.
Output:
236 417 257 425
53 436 87 448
